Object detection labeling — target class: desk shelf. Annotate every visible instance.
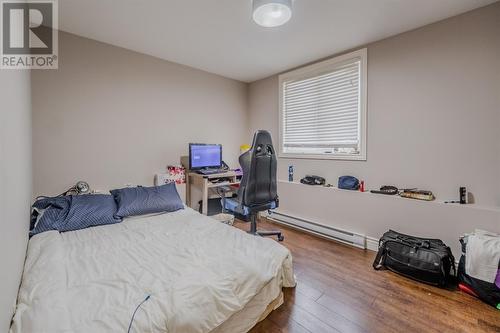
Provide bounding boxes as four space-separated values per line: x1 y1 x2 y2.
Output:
207 182 240 188
186 170 242 215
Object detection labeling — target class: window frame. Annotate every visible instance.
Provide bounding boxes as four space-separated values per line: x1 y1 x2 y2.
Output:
278 48 368 161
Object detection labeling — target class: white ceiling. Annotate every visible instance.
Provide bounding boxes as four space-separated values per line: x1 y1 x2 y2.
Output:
59 0 497 82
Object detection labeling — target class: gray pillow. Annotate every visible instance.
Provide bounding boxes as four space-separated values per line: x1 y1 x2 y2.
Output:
30 195 122 236
110 183 184 218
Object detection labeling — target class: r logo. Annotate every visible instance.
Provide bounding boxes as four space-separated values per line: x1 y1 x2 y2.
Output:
2 1 53 54
1 0 57 69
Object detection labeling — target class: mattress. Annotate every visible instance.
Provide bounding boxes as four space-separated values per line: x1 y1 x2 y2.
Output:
11 207 295 333
213 280 284 333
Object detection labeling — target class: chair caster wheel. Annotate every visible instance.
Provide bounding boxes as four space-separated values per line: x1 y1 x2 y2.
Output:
278 234 284 242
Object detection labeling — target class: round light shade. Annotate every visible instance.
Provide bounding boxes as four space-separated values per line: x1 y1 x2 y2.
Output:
253 0 292 28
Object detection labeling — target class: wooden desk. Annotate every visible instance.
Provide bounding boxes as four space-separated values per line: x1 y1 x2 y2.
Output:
186 170 241 215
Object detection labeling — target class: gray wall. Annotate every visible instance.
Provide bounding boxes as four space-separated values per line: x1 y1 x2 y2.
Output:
249 3 500 207
248 3 500 254
0 71 32 332
32 32 248 196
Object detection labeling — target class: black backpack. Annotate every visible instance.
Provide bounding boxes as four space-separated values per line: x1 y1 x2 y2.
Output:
373 230 456 287
457 238 500 308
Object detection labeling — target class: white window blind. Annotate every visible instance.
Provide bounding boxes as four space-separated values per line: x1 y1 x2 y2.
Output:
279 49 367 160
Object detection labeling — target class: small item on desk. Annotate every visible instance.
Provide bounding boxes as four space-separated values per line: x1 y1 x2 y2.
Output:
217 185 232 192
166 165 186 184
359 180 365 192
288 165 294 182
197 168 226 175
300 175 325 186
400 189 435 201
444 187 469 204
371 185 399 195
211 177 231 185
338 176 360 190
460 186 467 204
240 144 251 154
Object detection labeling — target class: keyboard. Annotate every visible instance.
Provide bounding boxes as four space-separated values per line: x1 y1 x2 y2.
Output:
197 168 227 175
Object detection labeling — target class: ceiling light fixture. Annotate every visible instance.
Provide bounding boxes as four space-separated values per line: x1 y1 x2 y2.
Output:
252 0 292 28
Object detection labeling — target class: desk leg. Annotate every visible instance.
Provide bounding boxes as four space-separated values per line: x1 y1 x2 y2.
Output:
202 178 208 215
186 175 191 207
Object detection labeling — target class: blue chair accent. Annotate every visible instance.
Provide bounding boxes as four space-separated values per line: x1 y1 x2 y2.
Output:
223 197 249 216
222 198 277 217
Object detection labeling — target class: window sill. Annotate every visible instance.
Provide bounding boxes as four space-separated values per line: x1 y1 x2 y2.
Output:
278 152 367 161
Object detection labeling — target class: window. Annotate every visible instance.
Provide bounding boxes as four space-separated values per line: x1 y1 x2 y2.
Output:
279 49 367 160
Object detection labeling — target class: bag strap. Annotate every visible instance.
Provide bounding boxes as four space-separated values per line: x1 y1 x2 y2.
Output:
447 247 456 276
373 246 386 270
396 235 430 249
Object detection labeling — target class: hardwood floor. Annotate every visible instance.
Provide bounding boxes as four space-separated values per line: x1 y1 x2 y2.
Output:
234 219 500 333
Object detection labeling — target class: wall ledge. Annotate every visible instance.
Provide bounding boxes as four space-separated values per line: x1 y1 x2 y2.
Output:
279 180 500 214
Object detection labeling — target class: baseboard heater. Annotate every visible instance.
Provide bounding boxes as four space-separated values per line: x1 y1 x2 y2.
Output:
267 211 366 249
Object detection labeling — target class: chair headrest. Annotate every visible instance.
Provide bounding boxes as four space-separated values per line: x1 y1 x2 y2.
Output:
251 130 273 149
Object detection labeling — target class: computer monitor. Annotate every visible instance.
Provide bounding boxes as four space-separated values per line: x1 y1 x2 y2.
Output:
189 143 222 170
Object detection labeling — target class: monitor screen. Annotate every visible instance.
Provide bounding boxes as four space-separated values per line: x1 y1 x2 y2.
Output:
189 144 222 169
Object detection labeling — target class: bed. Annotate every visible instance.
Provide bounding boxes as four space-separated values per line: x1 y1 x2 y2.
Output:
10 206 295 333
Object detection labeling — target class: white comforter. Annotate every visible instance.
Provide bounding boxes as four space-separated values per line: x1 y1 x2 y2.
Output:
11 207 295 333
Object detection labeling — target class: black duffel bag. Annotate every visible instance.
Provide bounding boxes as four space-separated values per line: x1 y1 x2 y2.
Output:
373 230 456 287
